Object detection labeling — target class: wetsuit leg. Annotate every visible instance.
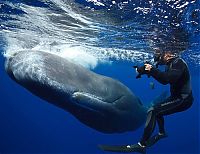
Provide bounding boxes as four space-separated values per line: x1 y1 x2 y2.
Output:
156 115 165 134
140 108 156 145
157 94 193 116
139 96 188 145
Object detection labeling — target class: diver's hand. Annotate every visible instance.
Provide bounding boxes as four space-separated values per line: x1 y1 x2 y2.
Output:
144 64 152 71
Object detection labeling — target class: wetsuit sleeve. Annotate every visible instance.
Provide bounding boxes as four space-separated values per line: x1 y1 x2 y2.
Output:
149 59 185 85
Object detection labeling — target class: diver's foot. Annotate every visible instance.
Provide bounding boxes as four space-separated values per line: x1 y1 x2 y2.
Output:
146 133 168 147
126 142 146 153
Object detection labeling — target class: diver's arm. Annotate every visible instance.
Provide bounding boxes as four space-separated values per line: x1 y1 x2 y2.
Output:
149 59 185 85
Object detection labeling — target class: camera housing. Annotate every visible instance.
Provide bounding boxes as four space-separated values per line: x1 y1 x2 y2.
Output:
133 61 151 79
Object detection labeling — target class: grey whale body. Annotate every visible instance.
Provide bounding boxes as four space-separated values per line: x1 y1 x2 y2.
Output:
5 51 146 133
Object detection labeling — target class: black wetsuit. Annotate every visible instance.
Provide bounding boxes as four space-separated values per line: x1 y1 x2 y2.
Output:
140 57 194 145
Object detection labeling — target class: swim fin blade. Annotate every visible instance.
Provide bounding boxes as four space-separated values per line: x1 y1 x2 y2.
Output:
98 144 146 153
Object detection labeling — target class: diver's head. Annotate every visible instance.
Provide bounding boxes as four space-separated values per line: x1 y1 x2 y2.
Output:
162 51 178 64
153 49 178 65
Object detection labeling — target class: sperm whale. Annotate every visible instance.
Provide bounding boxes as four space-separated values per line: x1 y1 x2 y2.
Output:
5 51 147 133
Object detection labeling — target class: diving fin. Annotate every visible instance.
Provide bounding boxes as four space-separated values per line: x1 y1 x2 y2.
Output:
98 144 146 153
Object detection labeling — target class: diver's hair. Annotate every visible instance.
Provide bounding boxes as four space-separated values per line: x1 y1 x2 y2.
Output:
163 51 180 57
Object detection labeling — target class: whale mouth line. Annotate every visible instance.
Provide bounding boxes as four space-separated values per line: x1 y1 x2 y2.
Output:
71 91 107 114
72 91 124 104
72 91 106 102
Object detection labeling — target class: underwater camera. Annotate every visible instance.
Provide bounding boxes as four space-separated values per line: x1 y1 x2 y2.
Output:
133 61 151 79
133 52 165 79
133 62 155 90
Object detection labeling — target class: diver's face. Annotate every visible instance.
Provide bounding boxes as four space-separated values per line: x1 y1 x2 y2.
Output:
154 52 174 65
163 53 175 63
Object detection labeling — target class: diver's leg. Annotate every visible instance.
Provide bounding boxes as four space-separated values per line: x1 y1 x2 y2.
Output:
139 108 157 146
145 95 193 147
139 99 171 146
145 115 168 147
128 108 156 151
138 96 190 147
155 97 183 116
156 115 166 134
159 94 193 116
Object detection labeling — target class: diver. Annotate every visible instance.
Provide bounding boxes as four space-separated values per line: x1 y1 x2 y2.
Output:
131 50 194 153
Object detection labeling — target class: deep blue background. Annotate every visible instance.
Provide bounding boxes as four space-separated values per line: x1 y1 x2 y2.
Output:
0 0 199 153
0 51 199 153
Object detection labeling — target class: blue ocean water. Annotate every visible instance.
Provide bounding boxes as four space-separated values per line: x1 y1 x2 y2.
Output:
0 0 199 154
